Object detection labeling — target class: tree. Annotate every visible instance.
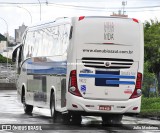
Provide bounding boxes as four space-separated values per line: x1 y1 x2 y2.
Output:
144 19 160 95
0 33 7 41
0 54 12 64
143 62 156 97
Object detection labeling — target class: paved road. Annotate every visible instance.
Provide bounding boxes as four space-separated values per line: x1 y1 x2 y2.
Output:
0 90 160 133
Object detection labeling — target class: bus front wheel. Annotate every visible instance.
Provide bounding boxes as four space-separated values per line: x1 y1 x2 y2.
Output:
50 92 58 121
22 94 33 115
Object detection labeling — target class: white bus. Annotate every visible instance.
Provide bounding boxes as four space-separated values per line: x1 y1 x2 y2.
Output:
12 16 144 124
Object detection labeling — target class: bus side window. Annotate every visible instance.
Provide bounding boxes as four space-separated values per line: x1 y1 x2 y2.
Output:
12 49 17 62
12 44 22 63
18 45 22 63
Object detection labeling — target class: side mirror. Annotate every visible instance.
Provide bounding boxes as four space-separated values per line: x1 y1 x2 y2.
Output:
12 44 22 62
12 48 17 62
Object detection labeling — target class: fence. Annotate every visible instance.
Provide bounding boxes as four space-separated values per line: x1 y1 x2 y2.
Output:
0 63 16 83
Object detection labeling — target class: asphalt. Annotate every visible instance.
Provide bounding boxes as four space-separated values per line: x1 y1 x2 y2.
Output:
0 84 160 120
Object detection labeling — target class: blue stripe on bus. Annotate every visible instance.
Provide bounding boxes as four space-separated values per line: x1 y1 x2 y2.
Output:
106 80 135 85
79 74 135 79
27 67 67 75
27 61 67 65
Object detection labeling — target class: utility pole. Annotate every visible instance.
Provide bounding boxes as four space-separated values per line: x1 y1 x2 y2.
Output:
122 1 127 15
0 17 9 71
111 1 128 17
17 6 32 24
37 0 41 21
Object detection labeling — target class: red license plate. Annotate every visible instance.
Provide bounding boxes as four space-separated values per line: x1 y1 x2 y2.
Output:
99 105 111 111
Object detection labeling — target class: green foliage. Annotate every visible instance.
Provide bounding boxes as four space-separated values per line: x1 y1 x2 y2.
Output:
144 19 160 94
0 34 7 41
144 19 160 73
141 97 160 116
0 54 12 64
143 62 156 97
141 97 160 110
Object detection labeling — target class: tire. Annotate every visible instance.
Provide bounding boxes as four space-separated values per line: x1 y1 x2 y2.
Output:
62 113 71 124
71 114 82 125
102 115 112 124
115 114 123 123
50 92 58 122
102 114 123 124
22 94 33 115
24 104 33 115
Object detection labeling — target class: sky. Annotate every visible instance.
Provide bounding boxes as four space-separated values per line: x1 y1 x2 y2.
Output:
0 0 160 38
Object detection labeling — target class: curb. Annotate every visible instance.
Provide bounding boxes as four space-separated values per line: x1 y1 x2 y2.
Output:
125 114 160 120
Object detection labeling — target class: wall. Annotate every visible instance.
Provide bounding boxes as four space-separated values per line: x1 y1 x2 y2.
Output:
0 83 16 90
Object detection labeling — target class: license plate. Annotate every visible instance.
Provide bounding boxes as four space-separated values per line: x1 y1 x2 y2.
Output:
95 71 119 87
99 105 111 111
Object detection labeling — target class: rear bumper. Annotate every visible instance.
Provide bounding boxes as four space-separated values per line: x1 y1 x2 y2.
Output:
66 93 141 115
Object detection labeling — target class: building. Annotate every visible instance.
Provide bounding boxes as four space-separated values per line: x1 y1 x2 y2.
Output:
111 11 128 18
15 24 27 43
0 41 7 53
0 34 7 53
1 47 14 59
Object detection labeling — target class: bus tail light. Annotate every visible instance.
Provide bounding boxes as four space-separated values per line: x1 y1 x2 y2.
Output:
132 18 139 23
79 16 85 21
68 70 82 97
130 72 142 99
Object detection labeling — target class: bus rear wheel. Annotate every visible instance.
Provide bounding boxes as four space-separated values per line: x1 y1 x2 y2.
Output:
102 114 123 124
62 113 71 124
71 115 82 125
